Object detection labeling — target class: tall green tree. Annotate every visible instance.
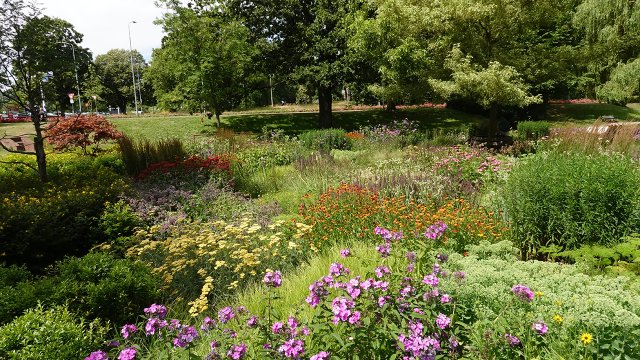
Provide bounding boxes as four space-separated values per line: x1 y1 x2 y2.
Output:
148 3 256 126
0 2 89 181
429 46 542 141
227 0 364 127
574 0 640 103
91 49 146 114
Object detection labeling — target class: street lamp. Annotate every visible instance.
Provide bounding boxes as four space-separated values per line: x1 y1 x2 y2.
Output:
58 40 82 113
128 21 139 117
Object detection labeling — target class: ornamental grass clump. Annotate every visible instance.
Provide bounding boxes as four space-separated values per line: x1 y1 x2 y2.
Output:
502 150 640 258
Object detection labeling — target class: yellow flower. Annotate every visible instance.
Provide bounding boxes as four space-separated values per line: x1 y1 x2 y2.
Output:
535 291 544 297
215 260 227 269
553 314 563 324
580 332 593 345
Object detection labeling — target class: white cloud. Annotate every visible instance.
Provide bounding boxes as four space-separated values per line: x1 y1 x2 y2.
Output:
37 0 168 61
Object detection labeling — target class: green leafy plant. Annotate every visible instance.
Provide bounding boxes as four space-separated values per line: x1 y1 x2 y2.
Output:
0 305 107 360
514 121 550 140
502 150 640 258
298 128 351 152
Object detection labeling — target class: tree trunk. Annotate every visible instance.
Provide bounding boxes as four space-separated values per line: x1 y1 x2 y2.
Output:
215 110 221 128
318 85 333 129
488 104 499 143
31 111 48 182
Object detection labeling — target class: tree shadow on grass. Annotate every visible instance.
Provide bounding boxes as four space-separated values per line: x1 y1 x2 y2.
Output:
223 108 484 134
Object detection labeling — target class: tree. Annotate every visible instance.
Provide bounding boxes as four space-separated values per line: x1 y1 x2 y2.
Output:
148 4 256 126
46 115 123 155
91 49 146 114
574 0 640 103
227 0 363 128
429 46 541 141
596 58 640 105
0 2 89 182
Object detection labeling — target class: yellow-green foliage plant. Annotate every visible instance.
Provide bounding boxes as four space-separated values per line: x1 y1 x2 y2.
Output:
127 218 314 316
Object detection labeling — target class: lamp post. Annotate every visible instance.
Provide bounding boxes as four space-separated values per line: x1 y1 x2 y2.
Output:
58 41 82 113
128 21 139 116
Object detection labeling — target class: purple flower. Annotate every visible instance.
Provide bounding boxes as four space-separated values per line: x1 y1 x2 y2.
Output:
144 318 167 336
374 266 390 278
331 297 355 324
173 326 198 348
340 249 351 258
278 338 305 358
436 253 449 263
511 284 535 302
210 340 218 349
247 315 258 328
218 306 235 324
504 333 521 346
405 251 417 263
120 324 137 339
346 278 361 299
440 294 452 304
272 321 284 334
168 319 181 331
310 351 330 360
378 295 390 307
375 242 391 258
287 316 299 330
422 274 439 287
85 351 108 360
453 271 466 280
143 304 167 319
264 270 282 288
201 316 215 331
424 221 448 240
226 344 247 360
532 320 548 335
118 348 137 360
328 263 349 277
436 313 451 329
306 280 329 308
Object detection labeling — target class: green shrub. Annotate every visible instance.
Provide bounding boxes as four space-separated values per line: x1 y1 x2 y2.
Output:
0 163 127 270
515 121 551 140
118 135 186 176
0 305 107 360
52 253 160 325
298 128 350 151
0 253 160 326
502 150 640 258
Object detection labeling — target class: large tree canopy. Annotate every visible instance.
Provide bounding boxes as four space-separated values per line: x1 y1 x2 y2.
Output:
0 1 90 182
148 3 256 126
91 49 146 114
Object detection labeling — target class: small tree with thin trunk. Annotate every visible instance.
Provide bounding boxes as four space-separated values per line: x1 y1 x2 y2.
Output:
429 46 542 142
46 114 122 155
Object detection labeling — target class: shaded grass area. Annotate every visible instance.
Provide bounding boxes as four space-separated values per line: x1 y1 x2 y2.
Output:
111 107 484 141
546 103 640 123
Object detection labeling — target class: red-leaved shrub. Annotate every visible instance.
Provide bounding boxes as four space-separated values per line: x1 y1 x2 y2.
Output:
46 115 122 155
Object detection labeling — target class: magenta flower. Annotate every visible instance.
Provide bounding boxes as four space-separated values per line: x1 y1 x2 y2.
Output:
422 274 439 287
272 321 284 334
511 284 535 302
218 306 235 324
143 304 167 319
435 313 451 329
378 295 390 307
226 344 247 359
532 320 548 335
375 242 391 258
374 266 390 278
201 316 215 331
263 270 282 288
331 297 355 324
118 347 137 360
328 263 349 277
340 248 351 258
440 294 452 304
173 325 198 348
278 338 305 358
120 324 137 339
85 351 108 360
504 333 521 346
247 315 258 328
144 318 167 336
310 351 330 360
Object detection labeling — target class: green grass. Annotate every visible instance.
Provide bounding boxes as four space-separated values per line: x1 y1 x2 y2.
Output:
545 103 640 123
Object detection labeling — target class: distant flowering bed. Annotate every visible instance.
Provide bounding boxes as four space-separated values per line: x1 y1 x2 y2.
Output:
85 225 639 359
299 183 508 252
135 154 232 181
548 98 600 104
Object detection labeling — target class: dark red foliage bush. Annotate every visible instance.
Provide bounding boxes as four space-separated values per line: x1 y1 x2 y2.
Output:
135 154 233 181
46 115 122 155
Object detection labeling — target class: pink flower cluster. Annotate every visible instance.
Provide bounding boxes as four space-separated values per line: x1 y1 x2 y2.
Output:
263 270 283 287
511 284 535 302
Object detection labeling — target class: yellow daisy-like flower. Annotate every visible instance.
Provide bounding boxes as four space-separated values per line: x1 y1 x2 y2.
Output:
580 332 593 345
553 314 563 324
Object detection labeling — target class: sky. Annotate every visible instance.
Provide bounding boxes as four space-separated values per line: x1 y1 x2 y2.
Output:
37 0 169 61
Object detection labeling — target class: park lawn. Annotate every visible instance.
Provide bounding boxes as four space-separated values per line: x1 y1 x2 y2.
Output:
546 102 640 123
